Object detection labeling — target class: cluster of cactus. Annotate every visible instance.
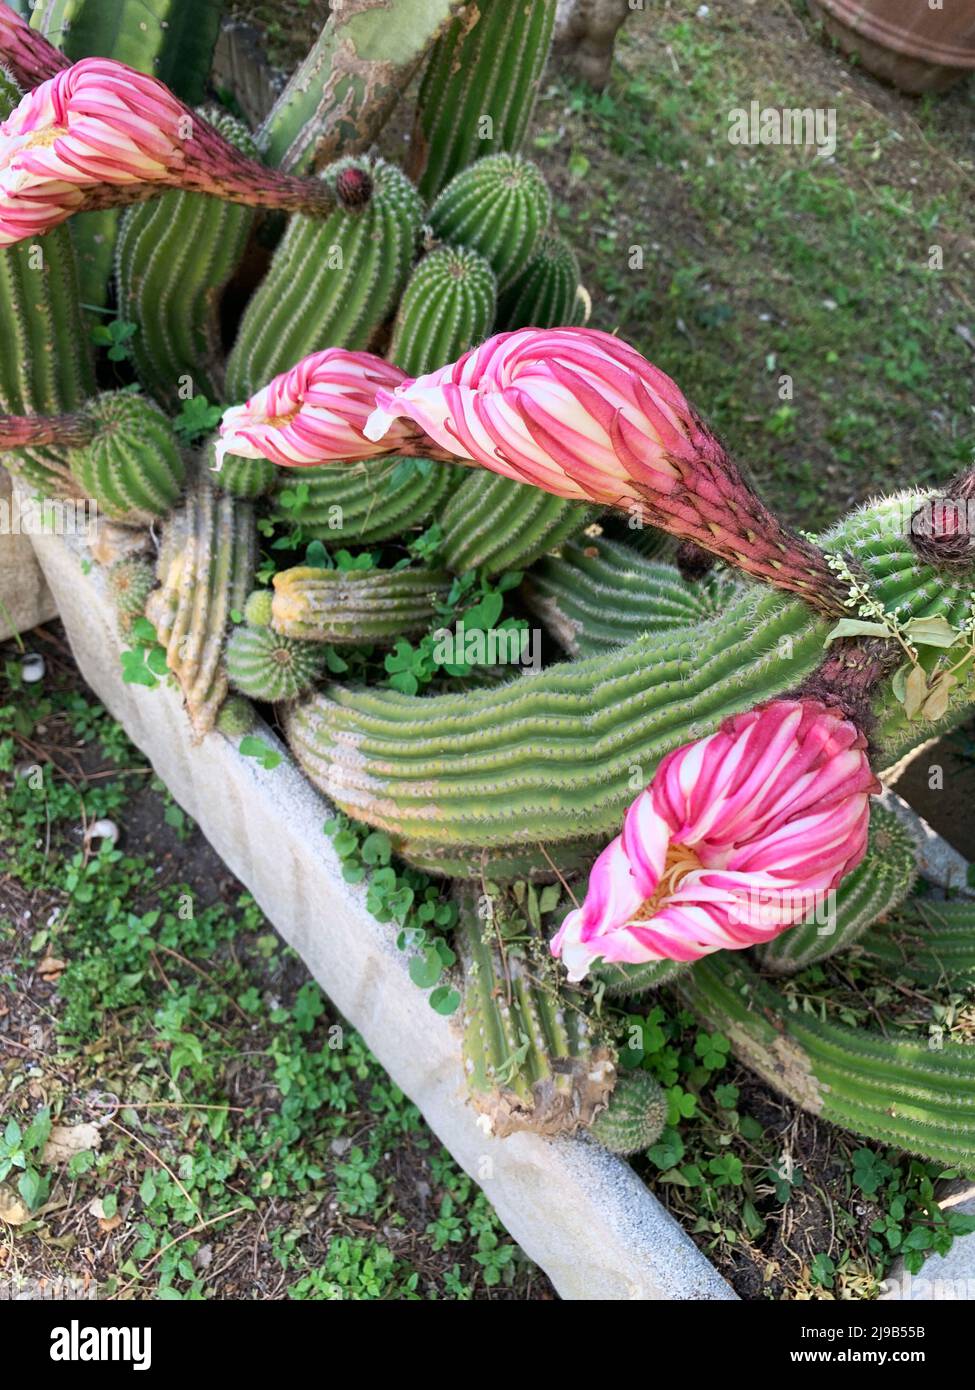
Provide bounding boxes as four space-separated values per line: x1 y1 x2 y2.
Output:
4 0 975 1178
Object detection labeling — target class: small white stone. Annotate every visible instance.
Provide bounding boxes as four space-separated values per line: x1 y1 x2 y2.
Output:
86 818 120 849
20 652 45 683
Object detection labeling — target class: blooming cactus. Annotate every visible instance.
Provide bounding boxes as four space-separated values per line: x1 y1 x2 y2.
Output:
550 699 879 981
365 327 848 615
0 57 342 247
215 349 425 471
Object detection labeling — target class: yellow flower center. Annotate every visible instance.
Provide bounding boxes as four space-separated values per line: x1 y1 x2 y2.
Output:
632 843 702 921
24 124 68 150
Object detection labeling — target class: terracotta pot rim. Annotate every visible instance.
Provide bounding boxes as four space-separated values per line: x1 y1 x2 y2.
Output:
812 0 975 69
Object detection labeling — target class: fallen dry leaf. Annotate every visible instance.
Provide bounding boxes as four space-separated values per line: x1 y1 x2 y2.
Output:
37 956 66 981
0 1186 30 1225
42 1123 101 1165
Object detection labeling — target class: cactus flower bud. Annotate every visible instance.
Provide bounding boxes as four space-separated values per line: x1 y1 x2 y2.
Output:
0 5 68 88
550 699 879 980
365 327 850 615
0 57 344 247
215 349 424 471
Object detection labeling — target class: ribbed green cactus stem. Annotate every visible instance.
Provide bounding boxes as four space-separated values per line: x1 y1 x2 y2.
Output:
116 109 259 410
593 955 688 998
225 624 326 704
428 153 553 290
456 886 616 1137
397 835 604 883
413 0 557 200
282 493 975 858
495 233 584 332
271 456 459 545
215 694 257 738
145 478 256 741
225 156 423 401
107 555 156 628
859 897 975 987
68 393 186 525
389 246 497 377
588 1072 668 1156
438 469 597 577
679 951 975 1171
271 565 451 645
523 536 743 658
758 803 919 974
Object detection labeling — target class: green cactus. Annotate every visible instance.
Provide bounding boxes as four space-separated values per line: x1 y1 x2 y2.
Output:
457 886 616 1137
495 234 583 332
270 456 458 545
438 470 596 577
271 565 451 645
758 804 918 974
389 246 497 377
523 536 743 658
589 1072 668 1156
225 157 424 402
116 109 258 410
68 393 186 525
859 897 975 987
428 153 552 290
414 0 557 200
282 492 975 862
215 694 257 737
679 951 975 1171
106 555 156 626
398 835 603 883
225 624 326 703
145 478 256 739
30 0 225 310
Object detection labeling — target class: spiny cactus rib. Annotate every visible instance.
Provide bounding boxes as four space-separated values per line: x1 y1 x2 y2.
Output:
495 233 583 333
397 834 603 883
68 393 186 525
758 805 918 974
117 109 258 410
282 494 975 857
271 456 459 545
389 246 497 378
859 898 975 987
226 157 423 402
523 536 743 658
428 153 552 290
146 478 256 740
456 886 615 1137
680 952 975 1171
225 624 326 703
271 565 451 645
593 955 689 997
0 67 96 494
439 468 596 577
107 555 156 626
589 1072 668 1156
414 0 557 200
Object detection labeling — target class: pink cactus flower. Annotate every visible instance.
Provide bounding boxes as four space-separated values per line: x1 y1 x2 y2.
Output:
550 700 880 981
0 4 70 89
365 327 848 615
215 350 424 471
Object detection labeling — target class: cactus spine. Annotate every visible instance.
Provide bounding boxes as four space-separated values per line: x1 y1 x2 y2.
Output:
758 804 918 974
439 470 596 577
146 478 256 740
414 0 557 200
107 555 156 627
68 393 186 525
457 887 616 1137
428 153 552 290
389 246 497 377
225 623 326 703
282 494 975 861
225 157 423 402
271 565 451 645
679 952 975 1171
523 537 743 658
496 234 583 333
859 898 975 987
116 110 259 410
271 457 457 545
589 1072 668 1156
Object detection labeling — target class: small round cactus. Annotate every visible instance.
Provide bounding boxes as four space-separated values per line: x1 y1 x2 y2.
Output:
243 588 274 628
428 153 552 289
212 449 278 500
215 694 256 736
107 555 156 625
589 1073 668 1156
496 233 582 331
225 624 325 703
389 245 497 377
68 392 185 525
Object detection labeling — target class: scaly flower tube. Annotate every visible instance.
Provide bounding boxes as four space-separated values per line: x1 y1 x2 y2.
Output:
215 350 429 471
550 699 879 981
0 3 69 88
365 327 849 616
0 57 345 246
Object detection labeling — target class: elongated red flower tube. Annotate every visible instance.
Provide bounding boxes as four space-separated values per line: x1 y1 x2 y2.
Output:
365 327 850 616
0 410 94 450
0 3 69 88
0 57 345 246
550 699 879 980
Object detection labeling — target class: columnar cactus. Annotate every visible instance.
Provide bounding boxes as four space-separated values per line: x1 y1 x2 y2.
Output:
270 456 457 544
68 392 185 524
859 898 975 987
428 153 552 290
271 565 451 645
225 157 424 401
